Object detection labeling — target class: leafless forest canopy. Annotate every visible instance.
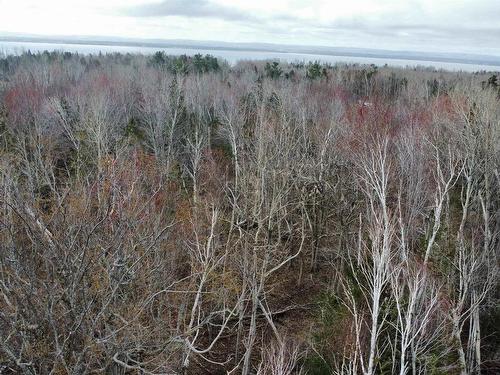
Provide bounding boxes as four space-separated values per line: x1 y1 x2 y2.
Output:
0 51 499 374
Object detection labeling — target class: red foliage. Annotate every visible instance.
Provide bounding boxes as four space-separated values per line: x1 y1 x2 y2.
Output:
4 83 44 126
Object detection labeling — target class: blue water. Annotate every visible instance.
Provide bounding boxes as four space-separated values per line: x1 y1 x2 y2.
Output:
1 41 499 73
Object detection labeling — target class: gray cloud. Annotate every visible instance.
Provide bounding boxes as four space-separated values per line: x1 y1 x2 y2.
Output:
124 0 258 22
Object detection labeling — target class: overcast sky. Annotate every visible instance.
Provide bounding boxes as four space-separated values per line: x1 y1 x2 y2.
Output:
1 0 499 55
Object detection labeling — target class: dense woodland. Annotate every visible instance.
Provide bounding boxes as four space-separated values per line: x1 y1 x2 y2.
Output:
0 51 499 375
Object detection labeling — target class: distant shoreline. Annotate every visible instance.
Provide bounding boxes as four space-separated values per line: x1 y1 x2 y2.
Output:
1 36 500 72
